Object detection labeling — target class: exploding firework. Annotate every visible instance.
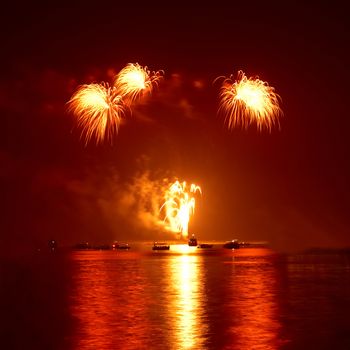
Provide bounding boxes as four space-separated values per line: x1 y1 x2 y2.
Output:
67 83 125 144
114 63 163 102
161 180 201 239
217 70 282 131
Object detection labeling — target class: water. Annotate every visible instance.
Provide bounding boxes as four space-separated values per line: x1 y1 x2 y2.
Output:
2 245 350 349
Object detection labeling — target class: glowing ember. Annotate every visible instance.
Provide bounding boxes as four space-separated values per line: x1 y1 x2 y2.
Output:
217 70 282 131
67 83 125 145
114 63 163 102
161 180 201 239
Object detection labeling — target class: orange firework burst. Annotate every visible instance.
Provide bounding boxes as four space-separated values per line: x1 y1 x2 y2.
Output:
161 180 201 239
217 70 282 131
68 83 125 145
114 63 163 102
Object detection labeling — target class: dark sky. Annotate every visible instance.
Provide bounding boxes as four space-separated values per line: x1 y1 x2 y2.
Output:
1 2 349 252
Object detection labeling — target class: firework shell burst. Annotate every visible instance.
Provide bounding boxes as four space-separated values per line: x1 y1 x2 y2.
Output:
161 180 202 238
68 83 126 145
114 63 164 103
217 70 283 132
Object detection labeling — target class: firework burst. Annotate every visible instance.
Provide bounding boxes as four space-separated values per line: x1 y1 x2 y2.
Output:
68 83 125 145
114 63 163 102
161 180 201 239
217 70 282 131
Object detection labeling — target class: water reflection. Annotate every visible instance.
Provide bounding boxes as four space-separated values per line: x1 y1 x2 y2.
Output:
167 251 208 349
68 247 350 349
4 247 350 349
71 251 149 350
70 247 211 349
227 249 283 349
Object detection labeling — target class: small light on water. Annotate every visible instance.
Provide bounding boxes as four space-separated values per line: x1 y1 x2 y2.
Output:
171 244 196 254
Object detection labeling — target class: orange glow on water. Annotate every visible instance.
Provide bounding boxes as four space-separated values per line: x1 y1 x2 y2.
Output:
69 247 287 349
171 244 197 255
71 251 148 349
167 254 207 349
228 248 283 348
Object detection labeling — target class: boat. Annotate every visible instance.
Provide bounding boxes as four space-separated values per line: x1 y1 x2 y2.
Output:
188 234 198 246
197 243 213 249
48 240 58 252
113 242 130 250
223 240 240 249
238 241 252 248
152 242 170 250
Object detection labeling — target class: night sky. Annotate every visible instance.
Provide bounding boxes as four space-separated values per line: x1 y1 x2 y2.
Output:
1 2 349 252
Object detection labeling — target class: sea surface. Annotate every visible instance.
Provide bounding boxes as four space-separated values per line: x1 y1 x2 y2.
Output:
2 244 350 349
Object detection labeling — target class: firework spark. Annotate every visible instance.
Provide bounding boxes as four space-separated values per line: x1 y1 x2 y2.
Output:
161 180 201 239
114 63 163 102
68 83 125 144
217 70 282 131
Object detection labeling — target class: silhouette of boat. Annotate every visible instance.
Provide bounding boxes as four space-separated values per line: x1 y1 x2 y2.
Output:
152 242 170 250
112 242 130 250
238 241 252 248
48 240 58 252
223 240 240 249
197 243 213 249
188 234 198 246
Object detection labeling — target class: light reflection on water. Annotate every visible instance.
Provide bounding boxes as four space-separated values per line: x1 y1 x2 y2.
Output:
227 251 284 349
167 254 207 349
67 246 350 349
71 252 150 349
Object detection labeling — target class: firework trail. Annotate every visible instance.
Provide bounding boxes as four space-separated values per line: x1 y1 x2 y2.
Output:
68 83 125 145
217 70 282 131
114 63 163 102
161 180 201 239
